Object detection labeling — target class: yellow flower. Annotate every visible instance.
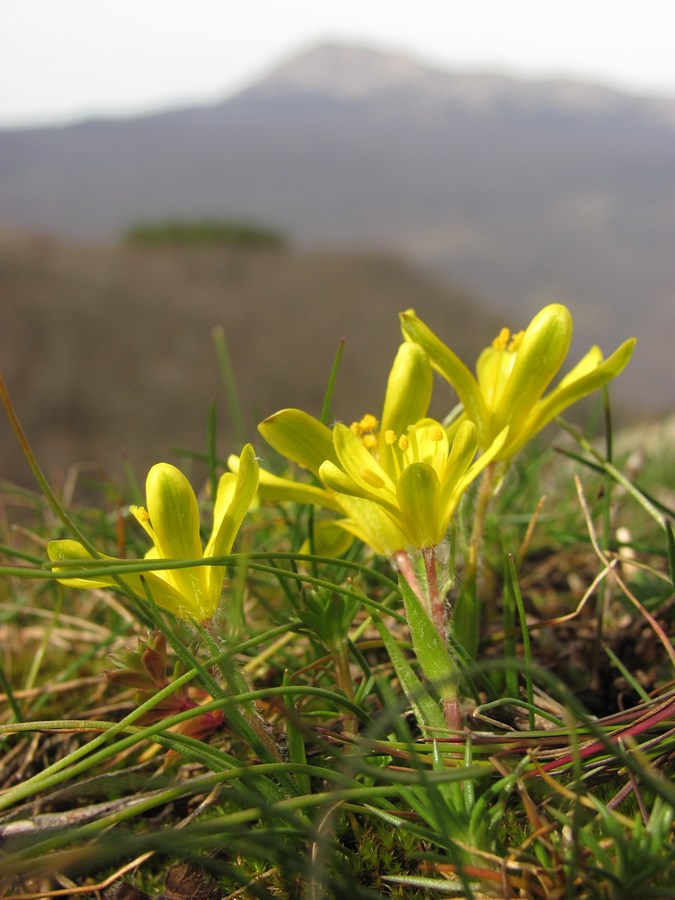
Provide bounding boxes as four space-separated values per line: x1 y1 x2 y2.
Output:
48 445 259 622
230 342 505 555
400 304 636 460
318 417 506 553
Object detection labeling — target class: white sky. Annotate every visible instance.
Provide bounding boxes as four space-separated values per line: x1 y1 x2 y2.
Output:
1 1 674 128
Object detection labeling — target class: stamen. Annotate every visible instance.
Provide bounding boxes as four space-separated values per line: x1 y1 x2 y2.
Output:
382 430 403 478
131 505 150 524
492 327 510 351
358 413 379 432
406 426 420 462
352 413 380 447
130 505 155 541
509 330 524 352
398 434 409 452
429 424 446 472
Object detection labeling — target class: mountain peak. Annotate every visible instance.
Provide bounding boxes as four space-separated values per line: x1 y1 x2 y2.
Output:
242 41 675 119
245 42 451 100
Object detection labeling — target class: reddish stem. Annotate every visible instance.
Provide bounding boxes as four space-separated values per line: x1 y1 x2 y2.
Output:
393 550 426 612
423 546 446 644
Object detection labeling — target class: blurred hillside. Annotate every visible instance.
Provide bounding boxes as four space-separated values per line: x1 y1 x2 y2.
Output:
1 43 672 422
1 231 510 485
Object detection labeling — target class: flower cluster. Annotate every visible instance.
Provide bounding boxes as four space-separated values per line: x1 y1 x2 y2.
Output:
234 303 634 559
48 304 634 623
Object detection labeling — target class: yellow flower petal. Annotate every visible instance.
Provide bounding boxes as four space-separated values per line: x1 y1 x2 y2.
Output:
396 462 442 548
145 463 209 609
400 309 488 436
47 539 193 617
495 304 571 435
258 409 337 476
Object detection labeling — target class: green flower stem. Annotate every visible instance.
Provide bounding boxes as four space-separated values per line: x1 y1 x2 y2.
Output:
393 550 426 614
395 549 461 731
422 546 446 643
422 546 462 731
467 460 497 595
454 460 497 657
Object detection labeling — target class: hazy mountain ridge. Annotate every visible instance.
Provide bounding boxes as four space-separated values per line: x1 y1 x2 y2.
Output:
1 43 672 417
247 43 675 120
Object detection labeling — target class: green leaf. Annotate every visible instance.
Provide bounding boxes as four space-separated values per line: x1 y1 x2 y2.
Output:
373 614 447 733
398 573 457 704
282 670 310 795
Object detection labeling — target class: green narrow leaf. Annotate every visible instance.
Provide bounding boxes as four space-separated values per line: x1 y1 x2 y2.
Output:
398 574 458 705
0 657 22 724
207 398 218 502
667 519 675 590
507 555 534 730
502 554 518 698
212 324 246 447
432 738 464 822
602 645 651 704
372 614 446 733
282 670 310 796
320 338 345 426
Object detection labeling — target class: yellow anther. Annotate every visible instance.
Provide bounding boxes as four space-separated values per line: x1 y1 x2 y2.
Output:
508 330 524 352
350 421 363 436
363 433 378 450
398 434 409 452
492 327 511 351
130 505 149 523
430 425 444 442
384 430 397 445
358 413 379 432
